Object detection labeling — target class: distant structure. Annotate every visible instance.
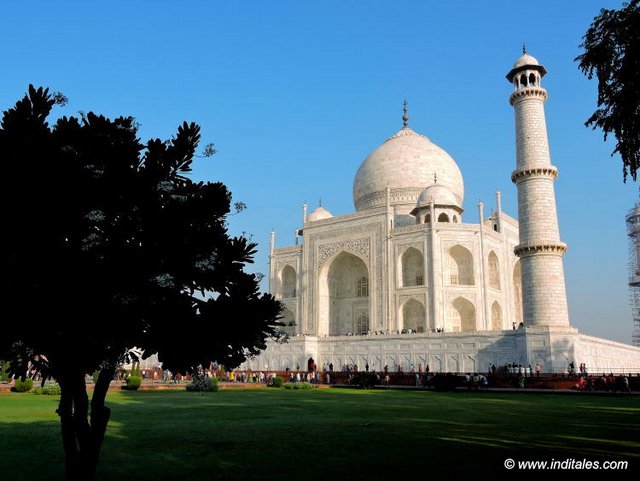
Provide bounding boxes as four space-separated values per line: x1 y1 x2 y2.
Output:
627 203 640 346
241 51 640 373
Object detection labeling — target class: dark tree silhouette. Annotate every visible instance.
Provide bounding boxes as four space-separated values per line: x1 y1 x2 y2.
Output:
0 86 282 481
576 0 640 182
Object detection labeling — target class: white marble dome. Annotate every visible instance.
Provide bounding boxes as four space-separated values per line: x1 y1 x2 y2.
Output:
416 183 460 208
353 126 464 214
513 53 539 69
306 206 333 222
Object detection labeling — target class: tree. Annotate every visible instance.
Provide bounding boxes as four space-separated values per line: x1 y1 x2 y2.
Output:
0 86 282 481
576 0 640 182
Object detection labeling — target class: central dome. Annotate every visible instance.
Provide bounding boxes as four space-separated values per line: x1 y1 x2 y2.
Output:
353 126 464 214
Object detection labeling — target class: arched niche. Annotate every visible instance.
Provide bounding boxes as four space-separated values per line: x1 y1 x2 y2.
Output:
520 73 528 87
513 260 523 326
281 265 296 298
281 308 296 336
491 301 502 331
447 245 474 285
401 248 424 287
318 252 370 336
449 297 476 332
488 251 500 290
400 299 426 333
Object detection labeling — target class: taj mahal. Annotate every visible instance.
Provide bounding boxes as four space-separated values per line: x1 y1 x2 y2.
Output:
241 51 640 374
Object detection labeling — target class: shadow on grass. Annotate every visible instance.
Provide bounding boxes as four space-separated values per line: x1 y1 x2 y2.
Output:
0 393 64 481
0 390 637 480
101 389 640 479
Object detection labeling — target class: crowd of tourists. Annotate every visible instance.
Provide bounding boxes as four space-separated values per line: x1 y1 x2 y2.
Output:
574 373 631 393
293 328 466 337
464 372 489 389
490 362 541 377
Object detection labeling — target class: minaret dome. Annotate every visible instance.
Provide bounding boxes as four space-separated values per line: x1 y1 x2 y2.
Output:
506 50 547 91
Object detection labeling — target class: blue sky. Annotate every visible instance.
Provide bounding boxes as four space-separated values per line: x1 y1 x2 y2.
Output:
1 1 637 343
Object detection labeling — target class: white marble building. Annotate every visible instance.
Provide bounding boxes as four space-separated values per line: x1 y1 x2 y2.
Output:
242 51 640 374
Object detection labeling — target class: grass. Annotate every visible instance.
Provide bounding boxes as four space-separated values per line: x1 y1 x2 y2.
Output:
0 388 638 480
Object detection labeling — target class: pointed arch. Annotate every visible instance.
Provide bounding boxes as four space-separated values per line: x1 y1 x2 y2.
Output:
447 355 459 373
520 73 528 87
400 299 426 333
438 212 450 223
318 251 369 336
513 260 523 326
447 245 474 285
401 247 424 287
488 251 500 290
281 265 296 298
462 355 476 373
449 297 476 332
281 308 296 336
491 301 502 331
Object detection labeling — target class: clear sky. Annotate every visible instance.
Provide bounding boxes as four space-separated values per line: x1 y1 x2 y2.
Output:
1 1 637 343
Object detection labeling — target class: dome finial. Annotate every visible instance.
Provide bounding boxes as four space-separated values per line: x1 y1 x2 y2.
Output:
402 99 409 128
319 197 322 207
522 43 526 55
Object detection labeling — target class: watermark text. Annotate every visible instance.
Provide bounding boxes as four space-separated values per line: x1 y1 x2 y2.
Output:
503 458 628 471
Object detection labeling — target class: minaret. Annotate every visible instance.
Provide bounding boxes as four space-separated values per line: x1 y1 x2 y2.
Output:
268 230 276 295
506 48 569 327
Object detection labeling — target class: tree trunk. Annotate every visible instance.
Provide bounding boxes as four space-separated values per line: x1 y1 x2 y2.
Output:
88 366 115 477
57 366 115 481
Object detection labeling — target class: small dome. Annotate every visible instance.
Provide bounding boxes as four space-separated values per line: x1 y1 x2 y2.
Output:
506 50 547 81
513 53 539 69
416 184 460 208
307 206 333 222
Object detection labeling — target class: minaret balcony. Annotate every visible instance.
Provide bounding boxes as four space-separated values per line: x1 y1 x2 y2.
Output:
511 166 558 183
509 86 548 105
514 241 567 258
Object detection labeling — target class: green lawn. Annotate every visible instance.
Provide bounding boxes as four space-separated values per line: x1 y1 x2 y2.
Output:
0 388 638 480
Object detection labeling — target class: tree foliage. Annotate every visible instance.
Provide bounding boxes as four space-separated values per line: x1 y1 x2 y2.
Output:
576 0 640 182
0 85 282 480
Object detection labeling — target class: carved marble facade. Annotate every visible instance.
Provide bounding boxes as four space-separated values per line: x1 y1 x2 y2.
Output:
269 205 522 339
